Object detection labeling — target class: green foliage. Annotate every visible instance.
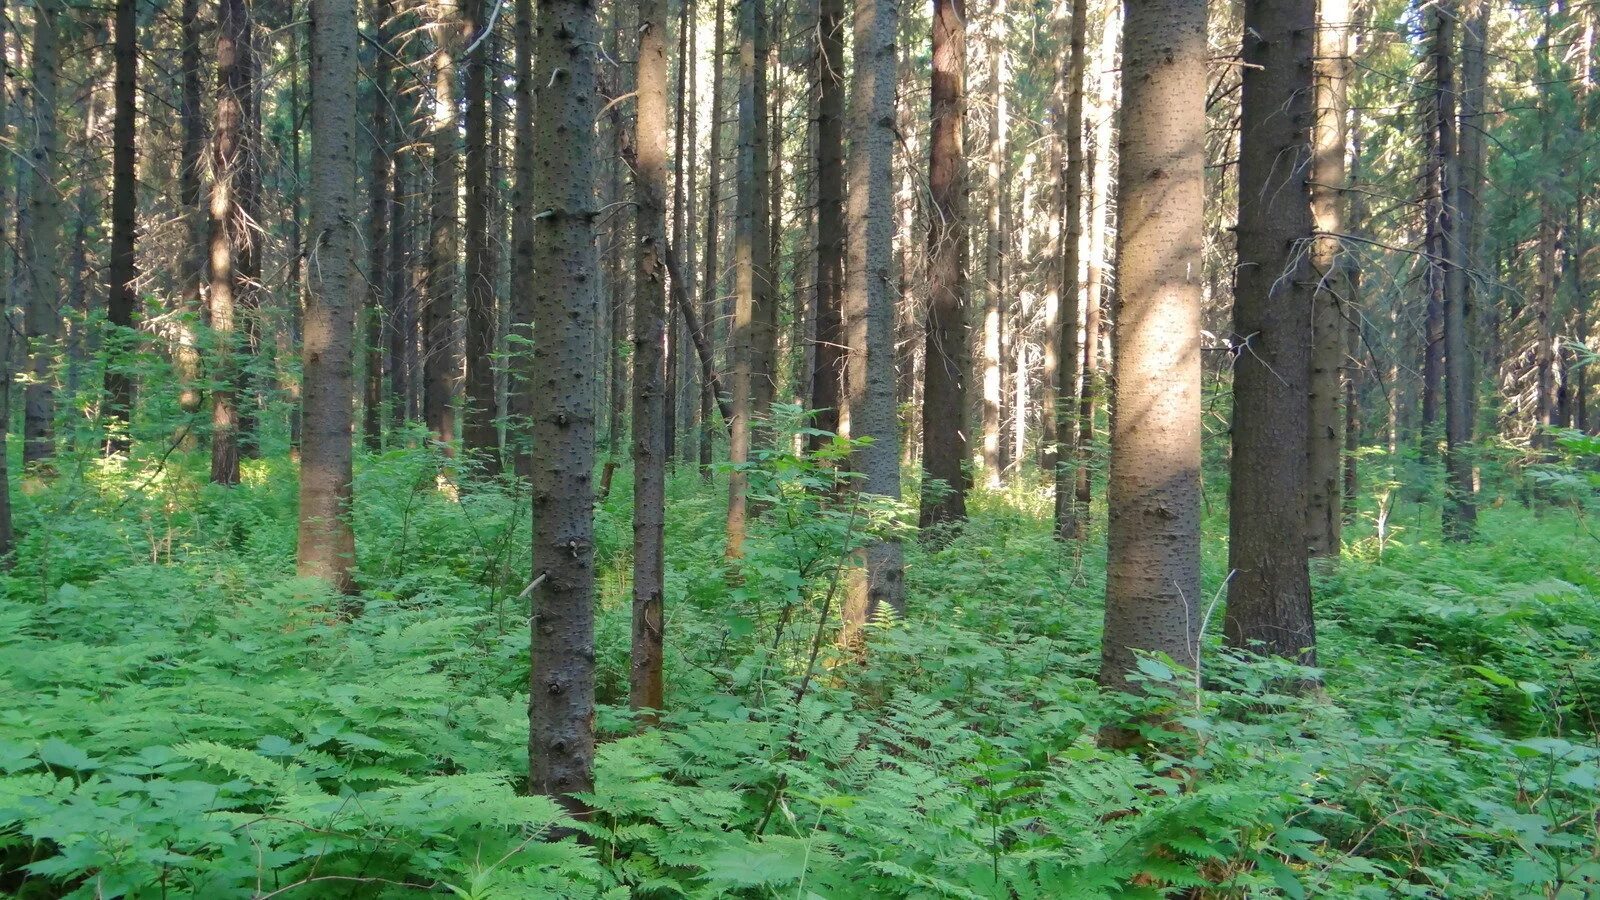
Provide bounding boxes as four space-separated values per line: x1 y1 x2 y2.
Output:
0 445 1597 897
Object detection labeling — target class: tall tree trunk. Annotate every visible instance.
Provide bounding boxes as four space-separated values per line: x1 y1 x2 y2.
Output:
840 0 905 641
1053 0 1086 537
1076 3 1117 510
726 0 760 559
0 0 13 560
365 0 394 451
425 0 461 454
207 0 250 484
23 0 62 467
630 0 669 718
528 0 600 811
1224 0 1317 667
104 0 138 451
1100 0 1206 692
1420 34 1445 454
810 0 845 450
507 0 534 477
919 0 969 533
667 0 692 467
176 0 205 439
679 0 701 467
1438 1 1476 538
1306 0 1352 556
751 1 776 445
298 0 360 592
237 27 263 460
700 0 727 480
980 0 1008 488
462 0 498 468
391 125 413 432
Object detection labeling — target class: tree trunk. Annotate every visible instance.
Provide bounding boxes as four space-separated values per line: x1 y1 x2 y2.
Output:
1076 6 1117 511
207 0 250 484
365 0 394 452
726 0 760 559
919 0 969 533
980 0 1008 488
507 0 534 477
809 0 845 450
1223 0 1317 667
22 0 61 467
1100 0 1206 692
1306 0 1352 556
630 0 669 719
1053 0 1086 538
679 0 700 467
462 0 498 469
751 1 776 445
700 0 727 480
840 0 905 641
104 0 138 451
298 0 361 593
528 0 600 811
425 0 461 453
176 0 205 440
1438 1 1476 539
0 0 13 560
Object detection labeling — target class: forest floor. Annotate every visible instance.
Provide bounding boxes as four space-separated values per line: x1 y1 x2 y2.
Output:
1 444 1598 898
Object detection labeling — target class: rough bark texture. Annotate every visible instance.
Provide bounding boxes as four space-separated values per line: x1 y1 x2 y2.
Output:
22 0 62 467
700 0 727 479
365 0 394 451
1439 1 1476 539
425 0 461 453
726 0 759 559
507 0 534 477
1306 0 1351 557
176 0 206 433
1223 0 1317 667
104 0 138 450
527 0 599 811
840 0 905 641
1099 0 1206 691
750 2 776 444
1053 0 1087 538
462 0 498 468
207 0 249 484
630 0 669 718
810 0 846 449
298 0 361 593
919 0 969 533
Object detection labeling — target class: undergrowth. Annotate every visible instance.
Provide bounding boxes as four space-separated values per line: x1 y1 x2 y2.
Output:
0 442 1597 898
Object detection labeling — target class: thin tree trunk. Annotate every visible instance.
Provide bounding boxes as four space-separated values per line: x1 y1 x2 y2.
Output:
528 0 600 811
1438 1 1476 538
810 0 845 449
629 0 669 719
298 0 360 592
980 0 1007 488
1100 0 1206 693
22 0 62 467
425 0 461 454
751 1 776 445
840 0 905 641
176 0 205 440
1076 3 1117 510
0 0 13 560
700 0 727 480
1223 0 1317 667
507 0 534 477
1053 0 1086 537
919 0 969 533
207 0 249 484
365 0 394 451
727 0 761 559
462 0 497 468
1306 0 1352 556
104 0 138 451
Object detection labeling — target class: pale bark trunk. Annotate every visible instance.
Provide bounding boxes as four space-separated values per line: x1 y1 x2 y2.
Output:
1100 0 1206 692
528 0 600 811
980 1 1007 488
425 0 461 453
206 0 249 484
298 0 361 592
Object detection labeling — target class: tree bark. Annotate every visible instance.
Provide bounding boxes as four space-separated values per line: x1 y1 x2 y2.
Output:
22 0 61 467
425 0 461 454
507 0 534 477
980 0 1008 489
1306 0 1352 556
207 0 250 484
1053 0 1087 538
1076 5 1117 511
630 0 669 719
527 0 600 812
1439 1 1476 539
176 0 205 438
462 0 498 468
298 0 361 593
365 0 395 451
104 0 138 451
919 0 969 534
700 0 728 480
1100 0 1206 692
1223 0 1317 667
726 0 760 559
840 0 905 641
809 0 846 450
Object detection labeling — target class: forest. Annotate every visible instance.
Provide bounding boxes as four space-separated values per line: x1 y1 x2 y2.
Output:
0 0 1598 894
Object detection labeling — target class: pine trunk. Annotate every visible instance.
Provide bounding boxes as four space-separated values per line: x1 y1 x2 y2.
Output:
424 0 461 453
463 0 498 468
104 0 137 451
810 0 845 449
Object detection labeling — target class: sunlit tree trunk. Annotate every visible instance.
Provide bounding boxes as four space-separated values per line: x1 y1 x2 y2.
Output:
1053 0 1087 538
206 0 249 484
1100 0 1206 692
424 0 461 454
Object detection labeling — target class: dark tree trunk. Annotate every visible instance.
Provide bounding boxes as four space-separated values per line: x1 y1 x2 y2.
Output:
809 0 845 450
1439 1 1476 539
424 0 461 453
104 0 138 451
207 0 250 484
1052 0 1086 538
700 0 727 480
919 0 970 533
365 0 395 451
462 0 498 468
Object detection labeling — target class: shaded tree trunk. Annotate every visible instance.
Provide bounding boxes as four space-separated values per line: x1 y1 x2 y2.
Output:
1053 0 1086 538
22 0 62 467
462 0 498 468
365 0 395 451
527 0 601 812
1439 1 1476 539
726 0 761 559
919 0 969 533
176 0 206 439
700 0 727 480
207 0 251 484
298 0 361 592
506 0 534 476
630 0 669 719
1223 0 1317 667
809 0 845 450
104 0 138 451
1100 0 1206 692
424 0 461 453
